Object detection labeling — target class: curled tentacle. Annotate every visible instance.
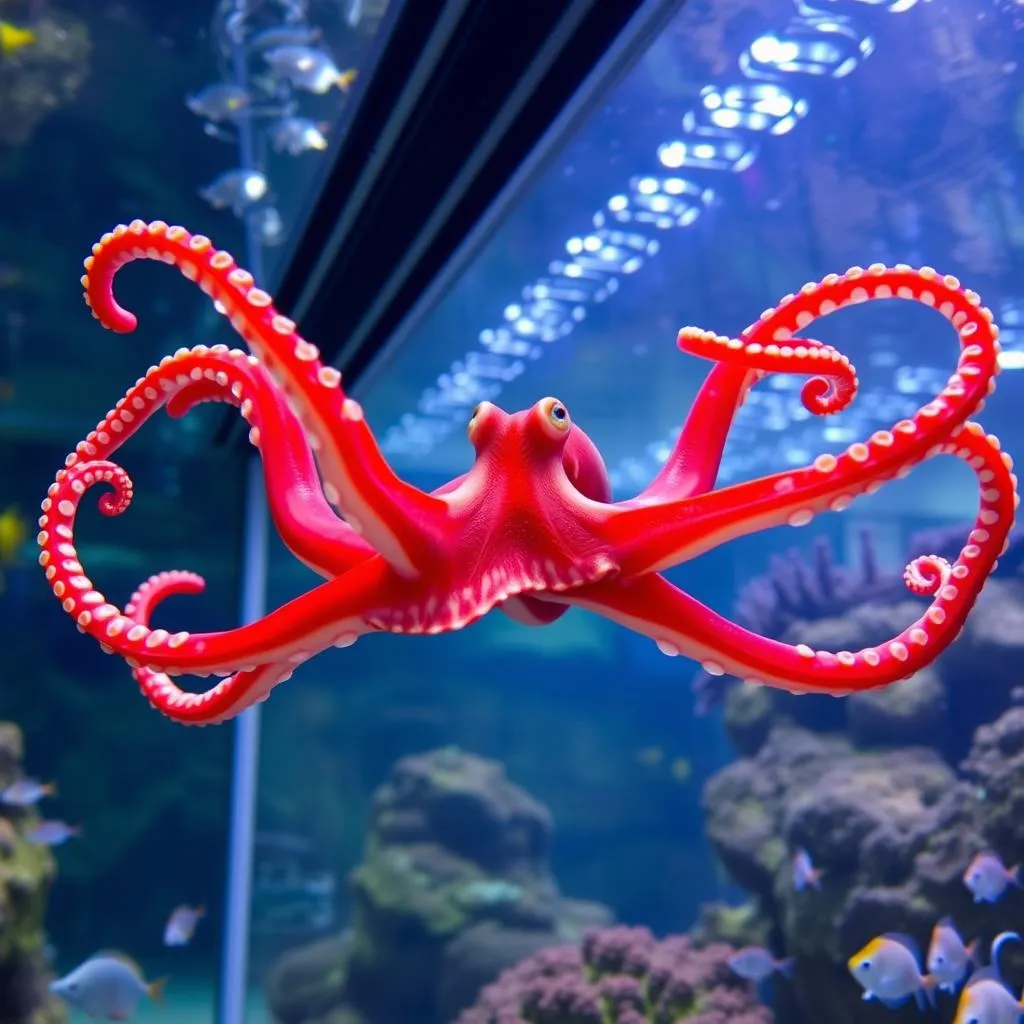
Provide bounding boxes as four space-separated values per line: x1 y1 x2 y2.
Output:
52 343 374 578
601 264 1005 576
126 572 296 725
82 219 447 578
39 458 389 676
903 555 953 596
679 330 856 416
568 421 1018 694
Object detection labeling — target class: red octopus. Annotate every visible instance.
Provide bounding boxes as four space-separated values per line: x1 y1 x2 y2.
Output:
36 219 1018 725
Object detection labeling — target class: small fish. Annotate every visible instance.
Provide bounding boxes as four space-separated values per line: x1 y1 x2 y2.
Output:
670 757 691 783
186 83 250 122
250 24 322 50
50 952 166 1020
848 933 936 1009
25 820 81 846
199 169 269 215
636 746 664 768
927 917 978 993
964 851 1022 904
792 848 822 892
164 904 205 947
0 505 27 564
953 967 1024 1024
0 22 36 56
0 778 56 807
267 117 328 155
727 946 794 983
262 46 357 94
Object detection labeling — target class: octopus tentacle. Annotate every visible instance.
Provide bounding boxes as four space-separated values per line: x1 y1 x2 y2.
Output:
52 343 375 578
566 422 1016 693
597 265 1003 574
82 219 447 578
126 572 297 725
39 459 388 674
631 337 851 505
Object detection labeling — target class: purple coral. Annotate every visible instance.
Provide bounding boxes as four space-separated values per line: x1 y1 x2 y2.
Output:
693 530 888 712
454 925 772 1024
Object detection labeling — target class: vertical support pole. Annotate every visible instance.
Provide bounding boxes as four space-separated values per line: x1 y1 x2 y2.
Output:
218 455 269 1024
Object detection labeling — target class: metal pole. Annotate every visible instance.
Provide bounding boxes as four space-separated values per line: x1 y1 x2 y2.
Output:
218 455 269 1024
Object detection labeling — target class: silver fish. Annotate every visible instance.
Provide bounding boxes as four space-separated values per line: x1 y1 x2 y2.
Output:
0 777 55 807
199 169 269 215
268 117 328 154
24 820 80 846
50 953 165 1020
186 83 250 122
262 46 356 94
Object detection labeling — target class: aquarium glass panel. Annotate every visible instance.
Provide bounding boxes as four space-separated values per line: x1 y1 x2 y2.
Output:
251 2 1024 1024
0 0 362 1019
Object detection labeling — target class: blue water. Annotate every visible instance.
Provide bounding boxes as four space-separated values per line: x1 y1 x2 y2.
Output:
2 0 1023 1022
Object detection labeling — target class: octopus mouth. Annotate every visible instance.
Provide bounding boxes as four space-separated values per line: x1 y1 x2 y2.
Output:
365 554 618 634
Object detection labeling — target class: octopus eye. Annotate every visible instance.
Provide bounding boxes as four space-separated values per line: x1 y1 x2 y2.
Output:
544 398 570 432
467 403 483 438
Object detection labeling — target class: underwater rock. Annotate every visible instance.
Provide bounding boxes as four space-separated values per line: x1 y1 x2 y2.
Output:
701 722 991 1023
846 668 947 749
689 901 771 952
0 11 92 147
454 924 772 1024
0 723 65 1024
699 527 1024 764
722 683 775 757
266 747 612 1024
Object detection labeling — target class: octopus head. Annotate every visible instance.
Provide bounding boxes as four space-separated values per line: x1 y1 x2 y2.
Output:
467 397 611 502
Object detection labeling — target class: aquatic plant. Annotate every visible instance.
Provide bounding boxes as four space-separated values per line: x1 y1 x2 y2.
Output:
455 925 771 1024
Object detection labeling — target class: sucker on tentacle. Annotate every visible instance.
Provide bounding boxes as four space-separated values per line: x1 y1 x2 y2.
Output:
39 458 394 675
39 222 1016 725
565 421 1017 694
125 572 295 725
50 342 374 578
600 264 1004 575
82 220 447 577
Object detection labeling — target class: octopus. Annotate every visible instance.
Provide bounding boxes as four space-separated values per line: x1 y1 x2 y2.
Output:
35 219 1018 726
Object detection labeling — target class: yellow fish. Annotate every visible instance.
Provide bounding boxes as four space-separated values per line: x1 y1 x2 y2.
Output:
0 505 26 564
0 22 36 56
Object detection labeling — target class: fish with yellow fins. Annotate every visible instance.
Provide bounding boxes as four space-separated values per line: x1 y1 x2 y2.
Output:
952 932 1022 1024
0 21 36 56
848 933 937 1009
50 952 166 1019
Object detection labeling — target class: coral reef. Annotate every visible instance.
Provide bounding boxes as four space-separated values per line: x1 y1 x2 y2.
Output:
0 9 92 147
0 723 65 1024
455 924 772 1024
700 701 1024 1023
700 528 1024 761
266 747 612 1024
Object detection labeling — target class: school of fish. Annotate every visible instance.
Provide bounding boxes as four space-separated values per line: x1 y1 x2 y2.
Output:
1 771 204 1018
725 848 1024 1021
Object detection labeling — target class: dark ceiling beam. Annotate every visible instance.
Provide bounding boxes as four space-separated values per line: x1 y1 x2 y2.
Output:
217 0 684 450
